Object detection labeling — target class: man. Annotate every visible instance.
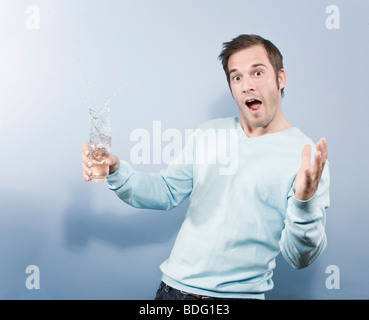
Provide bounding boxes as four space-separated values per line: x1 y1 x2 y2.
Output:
82 34 330 300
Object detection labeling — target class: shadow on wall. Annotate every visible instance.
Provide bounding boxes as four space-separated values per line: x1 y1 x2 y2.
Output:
266 254 323 300
0 189 48 299
62 181 187 251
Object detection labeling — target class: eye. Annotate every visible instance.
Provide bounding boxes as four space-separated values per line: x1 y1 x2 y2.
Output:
254 70 263 77
232 75 241 82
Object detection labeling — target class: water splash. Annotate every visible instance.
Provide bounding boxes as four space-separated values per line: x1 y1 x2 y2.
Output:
85 79 134 159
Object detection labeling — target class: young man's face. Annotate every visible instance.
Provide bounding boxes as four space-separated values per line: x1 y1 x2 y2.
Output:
228 45 286 135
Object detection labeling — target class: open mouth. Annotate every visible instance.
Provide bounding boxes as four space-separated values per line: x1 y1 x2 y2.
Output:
245 98 262 112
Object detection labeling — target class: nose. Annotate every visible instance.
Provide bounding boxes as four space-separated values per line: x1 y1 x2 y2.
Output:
242 76 256 93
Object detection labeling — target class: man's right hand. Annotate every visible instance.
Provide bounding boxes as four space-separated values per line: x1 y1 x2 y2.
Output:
82 142 120 182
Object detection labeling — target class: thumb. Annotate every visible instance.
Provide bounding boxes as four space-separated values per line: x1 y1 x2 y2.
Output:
106 154 120 174
106 155 117 166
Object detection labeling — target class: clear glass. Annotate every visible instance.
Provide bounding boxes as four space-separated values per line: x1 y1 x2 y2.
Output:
88 105 112 182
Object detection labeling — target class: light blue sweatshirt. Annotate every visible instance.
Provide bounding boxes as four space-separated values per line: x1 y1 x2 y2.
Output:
107 117 330 299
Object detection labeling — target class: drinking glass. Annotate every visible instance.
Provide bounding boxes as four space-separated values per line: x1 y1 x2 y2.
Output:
88 106 112 182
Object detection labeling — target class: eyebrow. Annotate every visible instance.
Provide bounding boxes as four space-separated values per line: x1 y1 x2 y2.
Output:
229 63 268 75
251 63 268 69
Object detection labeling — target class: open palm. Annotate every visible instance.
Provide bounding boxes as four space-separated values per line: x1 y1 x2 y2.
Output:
293 137 328 201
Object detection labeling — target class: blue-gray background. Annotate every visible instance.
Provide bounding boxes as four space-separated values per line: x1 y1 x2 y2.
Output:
1 0 368 299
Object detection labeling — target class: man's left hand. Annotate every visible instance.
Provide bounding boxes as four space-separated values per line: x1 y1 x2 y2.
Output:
293 137 328 201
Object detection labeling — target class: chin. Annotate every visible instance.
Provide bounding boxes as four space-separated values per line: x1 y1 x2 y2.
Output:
246 116 274 129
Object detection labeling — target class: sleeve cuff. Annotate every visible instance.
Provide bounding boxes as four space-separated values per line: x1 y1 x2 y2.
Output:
288 188 321 221
107 160 135 191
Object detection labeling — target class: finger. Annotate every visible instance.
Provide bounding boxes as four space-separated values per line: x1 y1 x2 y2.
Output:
317 137 328 162
82 161 92 176
83 172 91 182
105 156 115 166
317 138 328 167
81 152 88 163
82 162 92 181
81 152 92 167
301 144 311 170
106 155 120 174
323 137 328 154
317 139 324 157
82 143 92 182
321 137 328 161
313 150 323 175
312 140 326 177
83 142 90 156
310 150 327 189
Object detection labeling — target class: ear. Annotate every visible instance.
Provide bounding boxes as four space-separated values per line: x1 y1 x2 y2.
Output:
278 69 287 91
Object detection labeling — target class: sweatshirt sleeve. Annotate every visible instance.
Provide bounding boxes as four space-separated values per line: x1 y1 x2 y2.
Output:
280 161 330 269
107 135 194 211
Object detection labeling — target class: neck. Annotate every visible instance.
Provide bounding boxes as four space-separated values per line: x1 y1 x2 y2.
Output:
239 111 293 138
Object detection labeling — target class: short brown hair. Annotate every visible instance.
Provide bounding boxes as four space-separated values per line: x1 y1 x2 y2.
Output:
218 34 285 97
